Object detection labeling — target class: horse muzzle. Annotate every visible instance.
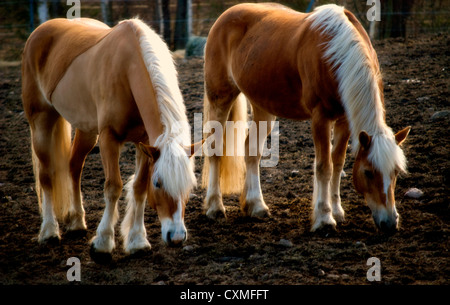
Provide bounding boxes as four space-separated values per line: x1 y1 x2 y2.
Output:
166 230 187 247
374 213 399 234
161 218 187 247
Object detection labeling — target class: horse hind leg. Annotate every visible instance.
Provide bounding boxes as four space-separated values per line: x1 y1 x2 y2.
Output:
202 89 244 219
30 110 73 244
65 129 98 236
121 146 151 255
202 94 229 219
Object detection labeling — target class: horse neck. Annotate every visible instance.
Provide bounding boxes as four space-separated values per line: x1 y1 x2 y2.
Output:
144 110 165 147
127 59 165 146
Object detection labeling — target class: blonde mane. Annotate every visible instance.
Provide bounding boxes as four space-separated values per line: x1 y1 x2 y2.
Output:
309 5 407 176
124 18 196 199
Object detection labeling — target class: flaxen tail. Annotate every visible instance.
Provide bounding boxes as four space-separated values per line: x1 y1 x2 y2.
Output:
201 93 247 194
31 117 73 221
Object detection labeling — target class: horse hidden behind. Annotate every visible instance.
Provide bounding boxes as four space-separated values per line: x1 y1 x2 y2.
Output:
202 3 410 233
22 18 201 262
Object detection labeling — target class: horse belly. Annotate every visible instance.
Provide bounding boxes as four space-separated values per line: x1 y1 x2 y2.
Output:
51 64 98 133
232 53 311 120
242 84 311 120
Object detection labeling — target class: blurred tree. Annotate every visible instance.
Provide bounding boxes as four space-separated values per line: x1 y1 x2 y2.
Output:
151 0 163 35
380 0 414 38
50 0 64 18
162 0 171 46
174 0 192 50
38 1 48 24
101 0 113 26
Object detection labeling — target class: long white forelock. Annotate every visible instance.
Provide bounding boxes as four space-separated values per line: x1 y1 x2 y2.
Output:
153 137 197 200
369 132 407 176
308 5 407 175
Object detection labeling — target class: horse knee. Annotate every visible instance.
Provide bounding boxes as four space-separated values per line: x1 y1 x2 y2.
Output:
245 154 260 166
132 181 147 203
315 160 332 180
104 179 123 199
38 170 53 190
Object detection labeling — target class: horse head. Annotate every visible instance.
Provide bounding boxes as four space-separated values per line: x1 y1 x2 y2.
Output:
353 127 410 233
139 141 203 246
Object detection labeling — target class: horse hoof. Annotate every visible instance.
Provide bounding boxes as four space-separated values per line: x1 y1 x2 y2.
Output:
39 235 61 246
333 213 345 223
311 223 337 236
249 208 271 219
332 207 345 223
90 244 113 264
129 247 152 258
64 229 87 240
205 208 227 220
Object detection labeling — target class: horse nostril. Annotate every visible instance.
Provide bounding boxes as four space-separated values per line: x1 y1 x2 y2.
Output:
166 231 172 244
166 231 185 247
379 221 388 231
379 220 397 235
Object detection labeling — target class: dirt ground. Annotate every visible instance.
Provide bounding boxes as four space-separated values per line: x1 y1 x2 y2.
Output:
0 33 448 286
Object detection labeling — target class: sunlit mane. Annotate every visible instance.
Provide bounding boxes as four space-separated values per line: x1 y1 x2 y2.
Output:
125 18 196 199
308 5 407 175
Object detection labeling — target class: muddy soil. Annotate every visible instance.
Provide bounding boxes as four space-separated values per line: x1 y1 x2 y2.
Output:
0 33 448 286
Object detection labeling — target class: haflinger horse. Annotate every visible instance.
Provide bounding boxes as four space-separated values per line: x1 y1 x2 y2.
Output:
202 3 410 233
22 17 202 261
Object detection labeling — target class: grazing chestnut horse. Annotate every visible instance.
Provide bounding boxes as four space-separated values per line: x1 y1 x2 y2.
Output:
202 3 410 233
22 17 201 261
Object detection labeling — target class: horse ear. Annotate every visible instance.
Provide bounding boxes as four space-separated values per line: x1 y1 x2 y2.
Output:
184 139 205 158
139 142 160 163
359 131 371 150
395 126 411 146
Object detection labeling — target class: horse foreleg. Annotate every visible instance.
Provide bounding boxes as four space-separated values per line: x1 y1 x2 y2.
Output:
330 117 350 223
90 130 122 261
241 108 275 218
311 114 336 232
121 147 151 254
67 129 98 233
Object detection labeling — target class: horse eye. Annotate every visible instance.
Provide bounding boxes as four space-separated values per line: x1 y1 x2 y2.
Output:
364 170 374 179
153 179 161 189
